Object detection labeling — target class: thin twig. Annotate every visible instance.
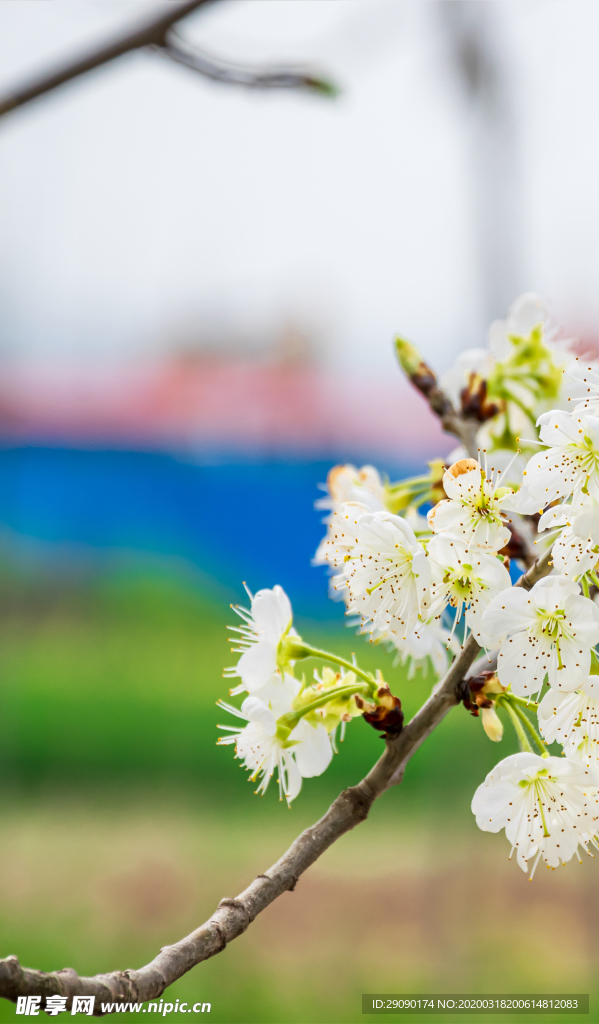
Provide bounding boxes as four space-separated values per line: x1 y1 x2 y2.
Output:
0 546 553 1015
394 337 479 458
0 0 336 121
156 33 337 95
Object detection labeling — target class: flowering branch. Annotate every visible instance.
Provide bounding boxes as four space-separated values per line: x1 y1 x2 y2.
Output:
393 329 543 577
5 294 599 1011
393 328 547 570
0 547 553 1014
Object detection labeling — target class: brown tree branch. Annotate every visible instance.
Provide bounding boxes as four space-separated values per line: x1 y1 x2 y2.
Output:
0 547 553 1015
0 0 336 121
0 1 210 119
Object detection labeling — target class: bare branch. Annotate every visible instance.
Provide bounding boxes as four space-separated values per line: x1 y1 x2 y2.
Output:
0 0 336 121
0 546 553 1015
0 1 210 119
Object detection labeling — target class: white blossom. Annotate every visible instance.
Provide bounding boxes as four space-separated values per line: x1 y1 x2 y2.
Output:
480 448 527 488
315 464 385 516
428 536 511 645
488 293 553 357
225 585 297 695
543 500 599 579
539 496 599 581
217 679 332 804
538 676 599 770
471 751 599 874
333 508 430 638
445 293 552 401
502 482 543 516
523 410 599 508
314 465 385 569
564 357 599 416
427 457 513 552
442 294 558 409
481 576 599 698
378 616 459 679
313 500 370 578
442 347 495 407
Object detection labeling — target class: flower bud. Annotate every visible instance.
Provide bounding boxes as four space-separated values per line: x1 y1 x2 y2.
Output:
481 672 505 695
394 337 428 378
292 668 363 734
394 336 441 399
376 682 397 711
275 714 297 744
428 458 447 504
481 706 504 743
468 670 505 696
459 372 504 422
384 460 448 514
278 635 309 664
358 686 404 738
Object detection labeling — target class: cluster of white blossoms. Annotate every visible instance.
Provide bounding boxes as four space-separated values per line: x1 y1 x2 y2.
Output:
219 584 375 803
317 455 514 656
218 293 599 875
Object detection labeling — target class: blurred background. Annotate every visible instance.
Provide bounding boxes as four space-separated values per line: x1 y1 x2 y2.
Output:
0 2 599 1022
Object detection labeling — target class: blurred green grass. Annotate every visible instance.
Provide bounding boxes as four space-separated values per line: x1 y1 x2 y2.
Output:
0 566 597 1024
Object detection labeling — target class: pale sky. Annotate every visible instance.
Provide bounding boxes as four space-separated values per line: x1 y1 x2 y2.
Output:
1 1 599 376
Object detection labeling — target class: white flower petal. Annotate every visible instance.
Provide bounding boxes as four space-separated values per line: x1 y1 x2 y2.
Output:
251 586 293 642
237 642 277 692
292 721 333 778
481 588 536 644
497 631 550 698
240 696 277 735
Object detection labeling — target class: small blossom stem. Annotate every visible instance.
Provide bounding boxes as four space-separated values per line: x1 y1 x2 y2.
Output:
509 701 547 755
278 683 373 734
534 781 551 838
501 698 534 753
293 644 377 691
505 693 539 711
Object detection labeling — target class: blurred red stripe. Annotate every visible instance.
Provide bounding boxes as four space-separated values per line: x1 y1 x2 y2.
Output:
0 359 451 459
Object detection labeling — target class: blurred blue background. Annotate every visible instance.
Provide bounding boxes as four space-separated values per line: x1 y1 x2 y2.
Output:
0 449 413 618
0 448 428 618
